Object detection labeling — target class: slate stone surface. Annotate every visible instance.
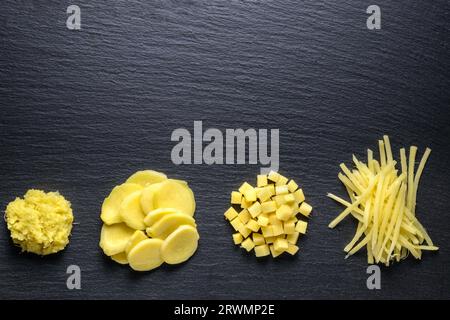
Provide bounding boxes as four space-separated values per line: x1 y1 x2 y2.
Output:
0 0 449 299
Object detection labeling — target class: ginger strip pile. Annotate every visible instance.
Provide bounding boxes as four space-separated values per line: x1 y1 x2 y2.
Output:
328 136 438 265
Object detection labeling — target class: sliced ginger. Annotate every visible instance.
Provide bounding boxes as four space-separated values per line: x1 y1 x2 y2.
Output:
328 135 438 266
126 170 167 187
172 179 188 186
101 183 143 225
140 183 163 214
146 212 196 239
144 208 178 227
99 223 135 256
99 170 199 271
111 252 129 265
161 225 199 264
119 190 146 230
153 179 196 216
125 230 147 256
128 239 164 271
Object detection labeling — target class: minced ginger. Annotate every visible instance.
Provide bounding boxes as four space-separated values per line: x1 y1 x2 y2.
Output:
5 189 74 255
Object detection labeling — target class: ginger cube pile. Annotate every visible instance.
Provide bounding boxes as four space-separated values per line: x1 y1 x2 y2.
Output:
225 171 312 258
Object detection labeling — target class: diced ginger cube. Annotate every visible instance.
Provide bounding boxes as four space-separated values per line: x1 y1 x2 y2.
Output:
255 187 263 197
257 175 268 187
275 185 289 195
244 188 257 202
231 191 242 204
257 215 269 227
246 219 260 232
287 180 299 193
238 225 252 238
287 232 300 244
238 209 251 224
275 234 286 241
261 201 277 214
268 171 281 182
238 182 253 194
239 182 257 202
295 220 308 234
233 233 243 245
284 194 295 203
290 203 299 215
299 202 312 217
294 189 305 203
258 213 269 227
257 187 272 202
230 217 244 231
269 213 280 225
274 237 288 252
283 221 296 234
241 238 255 252
254 244 270 257
286 243 299 255
276 175 288 186
224 207 239 221
259 212 269 219
265 236 276 244
241 197 252 209
244 189 256 202
252 233 265 246
272 224 284 236
276 204 292 221
270 245 284 258
266 184 276 197
248 202 262 218
273 195 287 206
261 226 273 238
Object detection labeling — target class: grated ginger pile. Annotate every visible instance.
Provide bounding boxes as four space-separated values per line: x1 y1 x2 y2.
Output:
5 189 73 255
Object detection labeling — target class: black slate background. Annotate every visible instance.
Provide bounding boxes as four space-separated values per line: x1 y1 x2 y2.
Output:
1 0 449 300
